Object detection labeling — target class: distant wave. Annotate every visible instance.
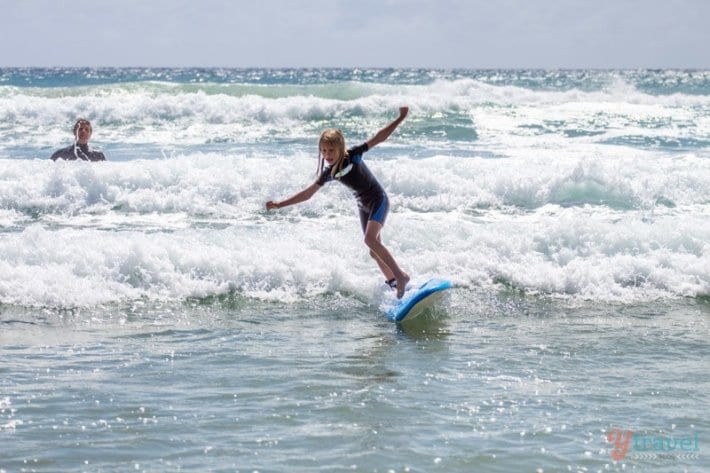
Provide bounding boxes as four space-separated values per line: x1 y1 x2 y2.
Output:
3 67 710 93
1 76 708 155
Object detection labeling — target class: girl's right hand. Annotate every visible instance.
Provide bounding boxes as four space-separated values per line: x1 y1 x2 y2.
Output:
399 106 409 119
266 201 280 210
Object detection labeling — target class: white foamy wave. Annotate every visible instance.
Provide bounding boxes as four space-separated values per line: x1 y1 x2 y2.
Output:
0 152 708 307
423 76 710 108
0 222 372 308
2 77 708 152
1 151 708 225
422 209 710 302
1 202 708 308
387 151 710 212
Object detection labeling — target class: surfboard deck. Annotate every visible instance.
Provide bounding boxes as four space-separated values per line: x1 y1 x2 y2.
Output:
386 278 452 323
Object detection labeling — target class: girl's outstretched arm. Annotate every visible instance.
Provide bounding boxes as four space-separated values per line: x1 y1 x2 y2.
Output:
266 182 320 210
366 106 409 149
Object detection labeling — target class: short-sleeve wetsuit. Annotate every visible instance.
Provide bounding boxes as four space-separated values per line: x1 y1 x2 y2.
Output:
51 144 106 161
316 143 389 232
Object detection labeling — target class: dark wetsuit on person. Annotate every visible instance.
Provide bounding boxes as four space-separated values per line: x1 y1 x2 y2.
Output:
50 144 106 162
316 143 389 232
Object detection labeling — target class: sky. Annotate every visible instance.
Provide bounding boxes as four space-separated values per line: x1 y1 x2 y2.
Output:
1 0 708 69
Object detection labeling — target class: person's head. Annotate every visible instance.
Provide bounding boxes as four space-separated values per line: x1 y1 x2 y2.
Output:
318 128 347 176
72 119 93 145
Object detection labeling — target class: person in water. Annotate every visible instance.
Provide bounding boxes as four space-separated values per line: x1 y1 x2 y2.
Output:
50 118 106 161
266 107 411 298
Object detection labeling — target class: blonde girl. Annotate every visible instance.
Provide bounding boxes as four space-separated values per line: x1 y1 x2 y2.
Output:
266 107 410 298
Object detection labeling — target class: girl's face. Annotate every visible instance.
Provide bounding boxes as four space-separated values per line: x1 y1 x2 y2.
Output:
320 143 341 165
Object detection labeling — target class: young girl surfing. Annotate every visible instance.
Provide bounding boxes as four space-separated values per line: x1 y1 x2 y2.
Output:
266 107 411 298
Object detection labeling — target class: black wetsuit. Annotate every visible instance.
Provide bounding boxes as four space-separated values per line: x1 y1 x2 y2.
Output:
316 143 389 232
50 144 106 162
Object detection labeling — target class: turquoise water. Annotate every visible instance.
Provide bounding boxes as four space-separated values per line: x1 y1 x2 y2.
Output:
1 68 709 472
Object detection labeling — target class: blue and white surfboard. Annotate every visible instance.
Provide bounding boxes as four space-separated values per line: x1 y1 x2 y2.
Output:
386 278 452 323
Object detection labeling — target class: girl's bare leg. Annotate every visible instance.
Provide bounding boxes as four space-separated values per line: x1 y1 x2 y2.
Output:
369 234 395 281
363 220 409 298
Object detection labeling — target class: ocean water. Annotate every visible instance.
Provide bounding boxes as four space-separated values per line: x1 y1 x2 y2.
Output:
0 68 708 472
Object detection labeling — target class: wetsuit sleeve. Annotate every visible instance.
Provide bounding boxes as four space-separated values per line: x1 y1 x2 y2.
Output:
347 143 369 163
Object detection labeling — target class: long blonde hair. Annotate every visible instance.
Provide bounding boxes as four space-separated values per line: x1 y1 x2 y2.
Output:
317 129 349 178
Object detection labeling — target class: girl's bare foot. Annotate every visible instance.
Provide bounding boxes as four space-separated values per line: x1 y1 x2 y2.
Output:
395 274 410 299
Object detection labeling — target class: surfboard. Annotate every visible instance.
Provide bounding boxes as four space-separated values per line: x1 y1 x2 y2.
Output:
386 278 452 323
